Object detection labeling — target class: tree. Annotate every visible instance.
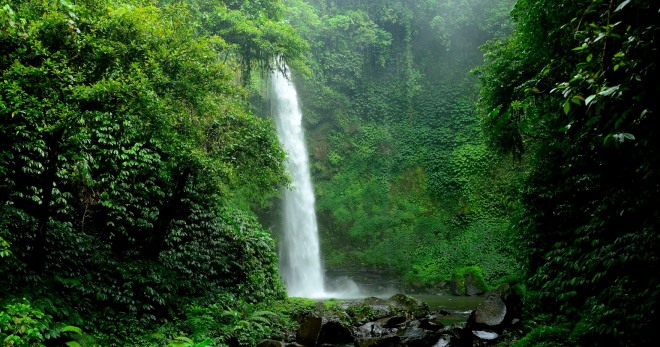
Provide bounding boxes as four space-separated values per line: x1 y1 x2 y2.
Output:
477 0 659 344
0 0 297 337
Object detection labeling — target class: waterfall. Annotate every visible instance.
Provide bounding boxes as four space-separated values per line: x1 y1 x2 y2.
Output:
271 66 326 298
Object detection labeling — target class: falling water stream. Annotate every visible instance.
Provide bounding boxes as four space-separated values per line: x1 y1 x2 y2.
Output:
269 68 481 324
271 66 326 298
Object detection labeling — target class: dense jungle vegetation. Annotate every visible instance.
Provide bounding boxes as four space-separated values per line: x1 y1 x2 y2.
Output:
1 0 657 346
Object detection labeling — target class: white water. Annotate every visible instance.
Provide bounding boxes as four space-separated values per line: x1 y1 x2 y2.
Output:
271 66 361 299
271 67 326 298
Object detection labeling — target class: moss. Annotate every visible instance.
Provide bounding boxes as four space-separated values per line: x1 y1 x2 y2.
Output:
511 325 571 347
451 266 489 295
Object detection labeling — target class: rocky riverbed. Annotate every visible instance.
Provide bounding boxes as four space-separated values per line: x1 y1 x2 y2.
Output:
259 289 523 347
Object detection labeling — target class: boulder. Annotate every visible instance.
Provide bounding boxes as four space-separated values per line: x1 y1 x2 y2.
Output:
387 294 430 318
472 330 499 341
398 321 440 346
418 318 444 332
317 320 354 345
376 316 407 328
296 315 322 346
432 336 451 347
356 320 398 338
471 294 507 327
344 301 391 324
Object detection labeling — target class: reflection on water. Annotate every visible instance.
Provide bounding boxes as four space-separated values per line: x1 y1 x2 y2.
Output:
414 294 485 325
319 270 484 324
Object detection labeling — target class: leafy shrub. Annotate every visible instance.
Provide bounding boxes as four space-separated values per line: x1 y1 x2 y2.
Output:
511 324 570 347
451 266 489 295
0 301 53 347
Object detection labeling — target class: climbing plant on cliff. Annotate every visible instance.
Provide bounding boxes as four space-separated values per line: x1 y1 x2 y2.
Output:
279 0 520 288
477 0 659 344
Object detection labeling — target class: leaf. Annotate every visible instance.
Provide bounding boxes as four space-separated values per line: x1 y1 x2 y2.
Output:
61 326 82 335
563 100 571 115
614 0 631 12
65 342 81 347
172 336 194 344
612 133 635 143
585 94 597 105
598 85 619 97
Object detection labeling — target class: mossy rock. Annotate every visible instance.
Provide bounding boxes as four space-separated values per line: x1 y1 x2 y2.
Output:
450 266 489 296
386 294 430 318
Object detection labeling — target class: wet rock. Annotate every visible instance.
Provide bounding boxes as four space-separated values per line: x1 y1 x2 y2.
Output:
387 294 430 318
398 321 440 346
357 322 375 338
432 336 451 347
376 316 407 328
363 297 389 306
354 335 401 347
357 321 397 338
465 277 485 296
472 330 499 340
418 318 444 332
317 320 354 345
471 294 507 327
345 301 391 324
296 315 322 346
440 325 469 347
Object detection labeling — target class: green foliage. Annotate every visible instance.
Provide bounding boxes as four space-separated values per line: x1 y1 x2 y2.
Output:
450 266 489 294
0 301 52 346
166 336 213 347
0 0 299 343
511 324 570 347
478 0 659 344
280 0 520 290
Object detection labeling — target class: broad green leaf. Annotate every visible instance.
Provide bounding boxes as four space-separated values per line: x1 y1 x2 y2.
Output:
61 326 82 335
563 100 571 115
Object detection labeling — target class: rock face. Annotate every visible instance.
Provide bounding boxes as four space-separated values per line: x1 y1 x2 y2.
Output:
472 294 507 327
296 315 322 346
